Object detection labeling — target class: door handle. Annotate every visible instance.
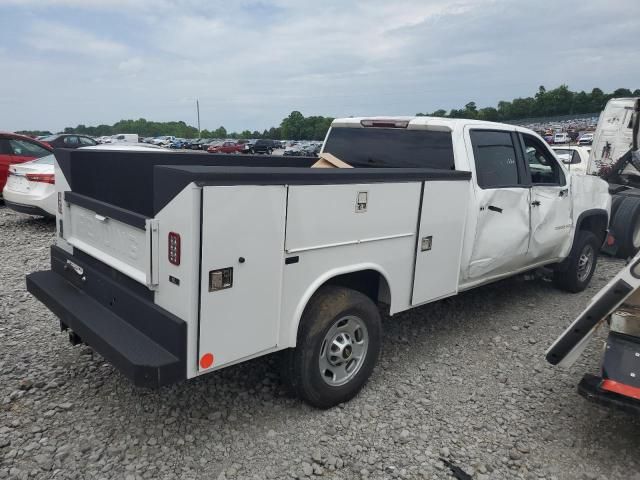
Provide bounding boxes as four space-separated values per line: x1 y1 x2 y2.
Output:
487 205 503 213
531 200 541 207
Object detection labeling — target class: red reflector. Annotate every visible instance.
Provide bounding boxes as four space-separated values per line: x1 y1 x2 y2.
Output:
168 232 181 265
601 379 640 400
606 233 615 246
25 173 55 184
360 119 409 128
200 353 214 369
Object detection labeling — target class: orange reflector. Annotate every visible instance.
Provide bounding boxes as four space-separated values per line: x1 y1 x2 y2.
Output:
200 353 214 369
601 379 640 400
606 233 615 246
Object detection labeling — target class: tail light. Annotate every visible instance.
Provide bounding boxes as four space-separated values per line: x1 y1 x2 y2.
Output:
26 173 55 184
168 232 181 265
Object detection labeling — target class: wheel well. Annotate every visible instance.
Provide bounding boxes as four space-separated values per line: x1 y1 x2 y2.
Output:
323 269 391 308
579 213 608 246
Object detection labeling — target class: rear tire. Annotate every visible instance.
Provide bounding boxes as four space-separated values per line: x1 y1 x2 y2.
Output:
610 196 640 258
611 194 624 220
282 286 381 409
553 230 599 293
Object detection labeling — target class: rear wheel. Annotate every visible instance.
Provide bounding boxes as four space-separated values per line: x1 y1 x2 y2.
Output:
610 196 640 258
553 230 599 293
283 286 381 408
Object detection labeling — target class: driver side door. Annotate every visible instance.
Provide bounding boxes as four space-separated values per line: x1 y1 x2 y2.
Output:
520 132 572 262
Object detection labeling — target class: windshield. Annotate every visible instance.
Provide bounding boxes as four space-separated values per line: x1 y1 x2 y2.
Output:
323 127 455 169
31 154 55 165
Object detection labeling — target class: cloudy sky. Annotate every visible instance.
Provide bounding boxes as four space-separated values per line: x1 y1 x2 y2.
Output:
0 0 638 133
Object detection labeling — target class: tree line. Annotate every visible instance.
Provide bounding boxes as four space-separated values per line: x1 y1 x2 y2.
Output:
417 85 640 121
18 85 639 140
19 112 334 141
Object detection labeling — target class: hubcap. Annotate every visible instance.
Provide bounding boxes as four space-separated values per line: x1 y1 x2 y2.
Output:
577 244 594 282
319 315 368 387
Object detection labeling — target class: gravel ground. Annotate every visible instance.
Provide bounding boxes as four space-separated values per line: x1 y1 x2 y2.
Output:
1 204 639 480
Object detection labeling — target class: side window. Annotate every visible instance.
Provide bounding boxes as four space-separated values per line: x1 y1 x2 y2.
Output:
8 139 50 158
0 139 12 155
571 151 581 164
470 130 521 189
63 136 79 146
522 134 565 185
79 136 95 146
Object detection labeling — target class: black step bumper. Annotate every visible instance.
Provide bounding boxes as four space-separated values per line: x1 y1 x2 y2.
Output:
26 246 186 388
578 374 640 415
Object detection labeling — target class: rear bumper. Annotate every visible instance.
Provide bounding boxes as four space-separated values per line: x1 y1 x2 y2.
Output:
4 199 53 217
578 374 640 415
26 246 186 388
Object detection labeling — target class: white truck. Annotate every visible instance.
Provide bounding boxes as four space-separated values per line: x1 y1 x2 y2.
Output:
27 117 610 408
587 97 640 258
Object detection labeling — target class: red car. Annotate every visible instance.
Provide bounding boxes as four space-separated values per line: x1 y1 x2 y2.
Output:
0 132 53 193
207 141 244 154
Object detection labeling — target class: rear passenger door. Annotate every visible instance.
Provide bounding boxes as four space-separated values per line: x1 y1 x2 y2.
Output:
466 128 532 281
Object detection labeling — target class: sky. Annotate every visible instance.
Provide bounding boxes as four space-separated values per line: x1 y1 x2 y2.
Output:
0 0 639 133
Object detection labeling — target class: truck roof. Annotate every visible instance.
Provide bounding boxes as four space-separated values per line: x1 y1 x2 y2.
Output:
331 116 533 134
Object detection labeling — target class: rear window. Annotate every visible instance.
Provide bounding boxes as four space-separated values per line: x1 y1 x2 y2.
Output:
322 127 455 169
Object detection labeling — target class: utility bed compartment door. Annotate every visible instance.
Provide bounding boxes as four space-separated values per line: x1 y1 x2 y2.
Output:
412 181 469 305
198 185 286 370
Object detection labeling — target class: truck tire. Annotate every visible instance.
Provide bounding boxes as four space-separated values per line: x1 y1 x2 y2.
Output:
611 196 640 258
283 285 381 408
611 194 624 220
553 230 600 293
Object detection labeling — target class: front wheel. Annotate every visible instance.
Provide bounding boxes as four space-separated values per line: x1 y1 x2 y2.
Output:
553 230 599 293
283 286 381 408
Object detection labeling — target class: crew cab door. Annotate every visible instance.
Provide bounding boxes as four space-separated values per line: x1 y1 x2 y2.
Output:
520 132 572 262
466 128 532 281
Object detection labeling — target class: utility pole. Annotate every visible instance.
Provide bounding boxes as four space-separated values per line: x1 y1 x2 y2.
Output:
196 99 201 137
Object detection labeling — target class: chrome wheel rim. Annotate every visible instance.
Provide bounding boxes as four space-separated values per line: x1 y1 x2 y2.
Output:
577 244 595 282
319 315 368 387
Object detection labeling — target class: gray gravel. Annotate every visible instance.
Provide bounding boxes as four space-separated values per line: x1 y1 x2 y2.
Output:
1 204 639 480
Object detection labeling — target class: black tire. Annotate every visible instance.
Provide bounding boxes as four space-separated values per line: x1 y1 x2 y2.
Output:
610 196 640 258
283 285 381 409
553 230 600 293
611 194 624 220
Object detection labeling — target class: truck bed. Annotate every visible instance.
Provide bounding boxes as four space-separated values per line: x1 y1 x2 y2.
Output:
55 148 469 223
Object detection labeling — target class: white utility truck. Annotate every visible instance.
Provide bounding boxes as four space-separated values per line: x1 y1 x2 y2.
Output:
547 250 640 414
27 117 610 408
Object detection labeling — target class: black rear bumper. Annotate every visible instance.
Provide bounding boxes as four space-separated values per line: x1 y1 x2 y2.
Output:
26 246 186 388
578 374 640 415
4 200 53 218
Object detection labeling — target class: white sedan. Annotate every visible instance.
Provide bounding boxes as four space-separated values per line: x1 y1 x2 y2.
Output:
3 144 165 218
